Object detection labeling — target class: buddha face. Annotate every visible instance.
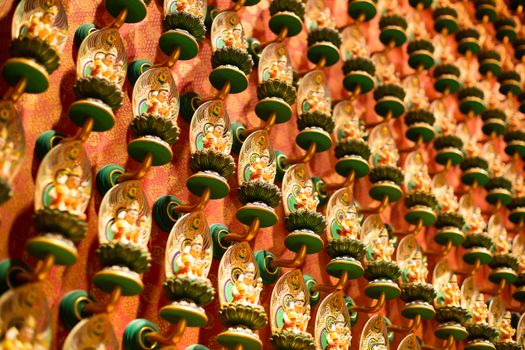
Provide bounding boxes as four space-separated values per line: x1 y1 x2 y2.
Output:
191 242 202 256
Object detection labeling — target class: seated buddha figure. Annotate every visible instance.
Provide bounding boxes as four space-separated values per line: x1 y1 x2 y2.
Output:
471 294 488 324
440 275 461 306
338 208 361 239
202 118 228 153
498 311 515 342
295 186 318 212
176 234 210 279
326 320 352 350
48 167 88 220
231 263 263 305
111 201 147 245
248 156 273 183
403 250 428 284
282 291 311 333
368 229 395 262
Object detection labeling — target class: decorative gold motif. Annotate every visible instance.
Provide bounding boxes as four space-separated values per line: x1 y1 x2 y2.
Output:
98 180 151 247
326 188 362 240
62 314 118 349
12 0 68 50
270 270 311 334
282 163 319 216
238 130 276 185
218 242 263 305
298 70 331 116
397 234 428 284
362 215 395 262
77 28 127 87
34 140 92 220
359 315 388 350
211 11 247 51
132 67 179 120
165 212 212 279
259 43 294 84
0 283 51 349
315 292 352 350
190 100 232 155
369 125 399 168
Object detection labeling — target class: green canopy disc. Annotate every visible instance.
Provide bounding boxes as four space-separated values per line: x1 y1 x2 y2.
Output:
2 57 49 93
374 96 406 118
209 65 249 94
405 206 437 226
128 137 173 166
380 26 407 47
59 290 94 331
435 323 468 341
35 130 64 161
296 128 332 152
160 302 208 327
69 99 115 132
96 164 125 196
274 150 289 182
187 172 230 199
307 42 340 67
236 203 278 228
26 235 78 266
285 230 324 254
464 340 496 350
479 60 502 77
505 140 525 157
348 0 377 22
269 12 303 37
434 16 458 35
93 268 144 296
408 50 435 70
497 28 517 43
159 29 199 60
406 123 436 143
335 156 369 178
326 257 364 279
123 319 160 350
463 247 492 265
255 250 280 285
459 97 485 115
343 71 375 94
509 208 525 224
457 39 481 56
365 279 401 300
488 267 518 285
482 118 506 136
401 302 435 320
211 223 232 260
435 148 464 166
0 259 29 294
486 188 512 206
217 330 262 350
434 227 465 246
255 97 292 123
434 75 461 94
461 168 489 187
105 0 147 23
476 5 496 22
500 80 522 96
369 181 402 202
513 286 525 302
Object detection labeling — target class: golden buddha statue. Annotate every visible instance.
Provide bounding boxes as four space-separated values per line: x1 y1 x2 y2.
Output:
369 229 395 262
471 294 488 324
